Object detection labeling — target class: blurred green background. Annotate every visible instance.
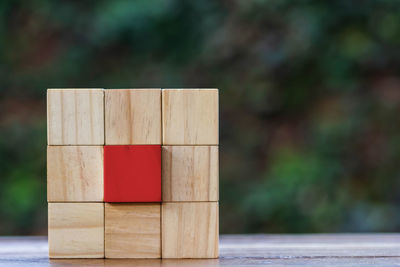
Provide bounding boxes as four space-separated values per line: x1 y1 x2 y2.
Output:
2 0 400 235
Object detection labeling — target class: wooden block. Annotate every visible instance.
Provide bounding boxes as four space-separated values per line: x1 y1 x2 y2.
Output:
105 89 161 144
162 89 219 145
162 202 219 258
48 203 104 258
47 146 103 202
105 203 161 258
104 145 161 202
162 146 218 202
47 89 104 145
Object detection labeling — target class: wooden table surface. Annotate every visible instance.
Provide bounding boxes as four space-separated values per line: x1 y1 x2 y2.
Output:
1 234 400 266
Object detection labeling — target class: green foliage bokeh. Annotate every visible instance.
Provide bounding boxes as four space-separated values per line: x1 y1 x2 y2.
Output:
1 0 400 234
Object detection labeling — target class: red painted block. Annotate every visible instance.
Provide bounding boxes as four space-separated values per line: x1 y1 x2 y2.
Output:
104 145 161 202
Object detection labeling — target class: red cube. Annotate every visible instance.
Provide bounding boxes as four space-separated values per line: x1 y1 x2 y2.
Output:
104 145 161 202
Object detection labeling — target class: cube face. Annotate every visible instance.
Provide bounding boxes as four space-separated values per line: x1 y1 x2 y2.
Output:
105 89 161 145
48 203 104 258
47 146 103 202
47 88 219 259
105 203 161 258
162 202 219 258
162 89 219 145
162 146 219 202
104 145 161 202
47 89 104 145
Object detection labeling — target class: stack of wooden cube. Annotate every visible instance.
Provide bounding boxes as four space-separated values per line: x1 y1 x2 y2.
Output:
47 88 219 259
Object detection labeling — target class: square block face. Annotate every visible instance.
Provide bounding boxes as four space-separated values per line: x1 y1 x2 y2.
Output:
47 146 103 202
162 89 219 145
162 202 219 258
105 203 161 258
48 203 104 258
105 89 161 145
47 89 104 145
162 146 219 202
104 145 161 202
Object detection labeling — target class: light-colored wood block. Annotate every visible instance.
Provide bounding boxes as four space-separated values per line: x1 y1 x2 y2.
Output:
162 89 219 145
47 146 103 202
47 89 104 145
105 203 161 258
162 202 219 258
105 89 161 144
162 146 218 202
48 203 104 258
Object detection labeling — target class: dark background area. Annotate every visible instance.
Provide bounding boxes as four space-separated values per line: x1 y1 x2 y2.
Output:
2 0 400 235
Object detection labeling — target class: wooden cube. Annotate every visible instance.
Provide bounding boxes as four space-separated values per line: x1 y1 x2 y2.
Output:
47 89 104 145
162 89 218 145
48 203 104 258
105 89 161 145
47 146 103 202
105 203 161 258
104 145 161 202
162 146 218 202
162 202 219 258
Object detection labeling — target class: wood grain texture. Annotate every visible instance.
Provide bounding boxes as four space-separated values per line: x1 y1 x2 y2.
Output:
105 89 161 145
162 89 218 145
162 146 218 202
105 203 161 258
47 89 104 145
162 202 219 259
47 146 103 202
48 203 104 258
4 234 400 266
